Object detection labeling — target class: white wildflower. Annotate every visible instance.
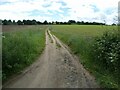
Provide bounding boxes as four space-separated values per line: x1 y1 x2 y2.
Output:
109 57 113 59
111 60 114 62
2 35 5 38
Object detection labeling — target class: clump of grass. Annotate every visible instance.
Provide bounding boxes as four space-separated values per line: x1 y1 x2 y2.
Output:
2 26 45 82
47 30 53 43
56 40 61 48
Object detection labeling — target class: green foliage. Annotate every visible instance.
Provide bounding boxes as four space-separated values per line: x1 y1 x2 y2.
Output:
51 25 119 88
93 31 120 85
2 26 45 82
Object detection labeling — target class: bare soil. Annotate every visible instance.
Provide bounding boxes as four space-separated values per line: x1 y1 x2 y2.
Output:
3 29 99 88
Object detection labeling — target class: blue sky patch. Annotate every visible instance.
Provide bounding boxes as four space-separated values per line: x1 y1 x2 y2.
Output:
90 4 100 12
105 8 115 15
0 1 11 5
57 1 67 6
42 3 51 8
28 10 52 17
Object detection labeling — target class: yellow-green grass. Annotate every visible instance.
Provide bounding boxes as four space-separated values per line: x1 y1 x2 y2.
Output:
2 26 46 82
51 25 118 88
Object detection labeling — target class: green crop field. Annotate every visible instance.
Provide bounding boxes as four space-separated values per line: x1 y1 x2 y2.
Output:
51 25 119 88
2 25 46 82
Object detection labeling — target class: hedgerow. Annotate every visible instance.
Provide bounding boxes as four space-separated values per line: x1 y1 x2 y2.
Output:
93 31 120 84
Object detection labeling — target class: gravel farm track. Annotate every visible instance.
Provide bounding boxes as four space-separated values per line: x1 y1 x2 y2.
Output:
3 29 99 88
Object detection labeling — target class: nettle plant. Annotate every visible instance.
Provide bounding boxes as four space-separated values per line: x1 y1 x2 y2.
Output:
93 31 120 72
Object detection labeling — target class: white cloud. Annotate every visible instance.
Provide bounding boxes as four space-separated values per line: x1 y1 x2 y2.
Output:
0 0 119 24
62 0 119 24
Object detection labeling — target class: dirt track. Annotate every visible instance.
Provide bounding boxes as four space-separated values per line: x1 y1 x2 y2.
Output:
3 29 99 88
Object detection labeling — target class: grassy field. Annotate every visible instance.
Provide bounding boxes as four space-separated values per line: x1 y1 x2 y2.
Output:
51 25 118 88
2 25 46 82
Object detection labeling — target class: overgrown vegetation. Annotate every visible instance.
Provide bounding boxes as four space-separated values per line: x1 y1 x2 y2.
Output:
2 26 45 82
92 31 120 88
51 25 119 88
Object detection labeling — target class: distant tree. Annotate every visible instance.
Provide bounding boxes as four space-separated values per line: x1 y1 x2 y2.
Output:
2 19 8 25
27 20 31 25
63 22 68 25
23 20 27 25
85 22 89 25
0 20 2 25
55 21 60 24
32 19 37 25
13 20 17 25
76 21 81 25
48 22 52 25
36 21 42 25
17 20 23 25
52 21 55 24
8 20 12 25
43 20 48 25
2 19 11 25
81 21 84 24
112 23 116 26
68 20 76 24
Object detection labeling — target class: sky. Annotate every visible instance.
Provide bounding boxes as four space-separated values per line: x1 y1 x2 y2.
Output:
0 0 119 24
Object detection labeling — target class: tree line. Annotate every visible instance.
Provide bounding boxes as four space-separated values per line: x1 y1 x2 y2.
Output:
1 19 108 25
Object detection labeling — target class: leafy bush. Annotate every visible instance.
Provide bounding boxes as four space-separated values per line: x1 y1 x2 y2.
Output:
93 31 120 84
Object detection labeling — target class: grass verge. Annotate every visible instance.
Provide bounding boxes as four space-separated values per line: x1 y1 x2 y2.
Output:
2 26 45 82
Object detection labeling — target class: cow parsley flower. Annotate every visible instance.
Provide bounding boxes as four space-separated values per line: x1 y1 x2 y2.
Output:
2 35 5 38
